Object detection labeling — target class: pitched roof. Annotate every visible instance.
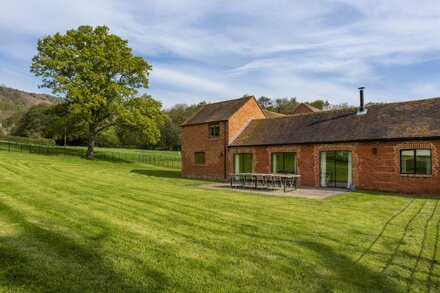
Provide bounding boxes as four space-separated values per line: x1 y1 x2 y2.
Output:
291 103 321 115
303 103 321 112
182 96 253 126
262 109 285 118
230 97 440 146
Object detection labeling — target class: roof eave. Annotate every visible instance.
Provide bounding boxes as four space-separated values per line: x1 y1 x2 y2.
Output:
181 119 228 127
228 136 440 147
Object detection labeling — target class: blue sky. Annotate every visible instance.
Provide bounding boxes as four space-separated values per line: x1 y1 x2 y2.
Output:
1 0 440 108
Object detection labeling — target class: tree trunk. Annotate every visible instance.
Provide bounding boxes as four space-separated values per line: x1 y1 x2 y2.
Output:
87 133 95 159
64 127 67 147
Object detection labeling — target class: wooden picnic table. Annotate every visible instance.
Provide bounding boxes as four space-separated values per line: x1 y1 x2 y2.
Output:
229 173 300 192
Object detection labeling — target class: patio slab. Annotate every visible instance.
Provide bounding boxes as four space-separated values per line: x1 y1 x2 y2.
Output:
198 183 346 199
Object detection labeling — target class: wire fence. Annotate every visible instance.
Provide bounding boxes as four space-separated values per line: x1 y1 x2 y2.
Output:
0 140 182 170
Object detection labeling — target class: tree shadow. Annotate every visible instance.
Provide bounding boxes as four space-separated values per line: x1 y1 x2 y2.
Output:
355 199 415 263
130 169 182 179
381 200 427 273
89 153 133 163
428 201 440 292
297 240 400 292
0 201 168 292
406 200 438 291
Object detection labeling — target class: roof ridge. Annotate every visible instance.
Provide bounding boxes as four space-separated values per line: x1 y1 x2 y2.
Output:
303 103 321 111
365 96 440 108
181 95 256 126
260 96 440 121
205 95 254 106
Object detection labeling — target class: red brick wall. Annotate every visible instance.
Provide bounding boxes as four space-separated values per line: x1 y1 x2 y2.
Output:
181 97 265 180
227 140 440 195
228 98 265 142
181 122 227 180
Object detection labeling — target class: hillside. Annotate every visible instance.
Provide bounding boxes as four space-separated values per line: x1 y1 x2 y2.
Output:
0 85 60 121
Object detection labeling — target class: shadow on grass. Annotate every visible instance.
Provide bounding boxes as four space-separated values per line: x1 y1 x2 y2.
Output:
428 201 440 292
130 169 182 179
0 201 168 292
355 199 415 263
409 200 438 292
381 200 427 273
297 240 399 292
92 153 133 163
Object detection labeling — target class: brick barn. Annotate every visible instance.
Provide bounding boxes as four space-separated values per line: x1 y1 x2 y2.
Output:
181 91 440 195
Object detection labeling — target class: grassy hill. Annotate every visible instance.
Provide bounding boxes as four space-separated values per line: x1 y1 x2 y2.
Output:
0 151 438 291
0 85 60 122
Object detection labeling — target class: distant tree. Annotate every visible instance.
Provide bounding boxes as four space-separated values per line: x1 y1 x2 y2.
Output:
45 102 87 146
257 96 273 109
366 101 385 106
2 110 26 134
273 97 298 114
337 102 352 109
307 99 325 110
30 25 167 158
158 101 206 150
11 104 54 138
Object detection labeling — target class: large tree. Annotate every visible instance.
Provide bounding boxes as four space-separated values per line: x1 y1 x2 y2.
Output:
31 25 166 158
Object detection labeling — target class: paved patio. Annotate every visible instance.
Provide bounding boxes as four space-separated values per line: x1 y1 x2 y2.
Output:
198 183 346 199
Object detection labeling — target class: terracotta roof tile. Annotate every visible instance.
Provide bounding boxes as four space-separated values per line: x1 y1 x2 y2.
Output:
182 96 253 126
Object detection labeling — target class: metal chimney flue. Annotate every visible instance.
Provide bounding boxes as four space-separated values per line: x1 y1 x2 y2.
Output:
357 86 367 115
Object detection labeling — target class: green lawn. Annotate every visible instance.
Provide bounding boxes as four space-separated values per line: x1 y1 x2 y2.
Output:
85 146 180 158
0 152 439 292
0 141 181 169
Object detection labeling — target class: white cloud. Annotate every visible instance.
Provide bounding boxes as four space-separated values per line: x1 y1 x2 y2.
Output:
1 0 440 107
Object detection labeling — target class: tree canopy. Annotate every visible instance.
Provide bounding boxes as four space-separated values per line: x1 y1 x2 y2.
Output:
257 96 325 114
30 25 166 158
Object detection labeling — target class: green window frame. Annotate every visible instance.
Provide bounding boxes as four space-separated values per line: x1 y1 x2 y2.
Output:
195 152 205 165
400 149 432 175
271 152 297 174
233 153 253 173
209 123 220 138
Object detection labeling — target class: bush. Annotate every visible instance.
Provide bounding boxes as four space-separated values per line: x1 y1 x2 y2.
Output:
0 135 56 146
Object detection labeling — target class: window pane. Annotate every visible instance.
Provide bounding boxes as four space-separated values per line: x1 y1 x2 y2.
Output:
284 153 296 173
242 154 253 173
272 153 283 173
324 151 336 186
209 124 220 138
234 153 252 173
401 150 414 174
195 152 205 164
416 150 431 175
335 151 349 187
233 154 240 173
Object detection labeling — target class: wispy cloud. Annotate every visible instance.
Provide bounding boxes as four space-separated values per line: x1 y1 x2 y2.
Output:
1 0 440 107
